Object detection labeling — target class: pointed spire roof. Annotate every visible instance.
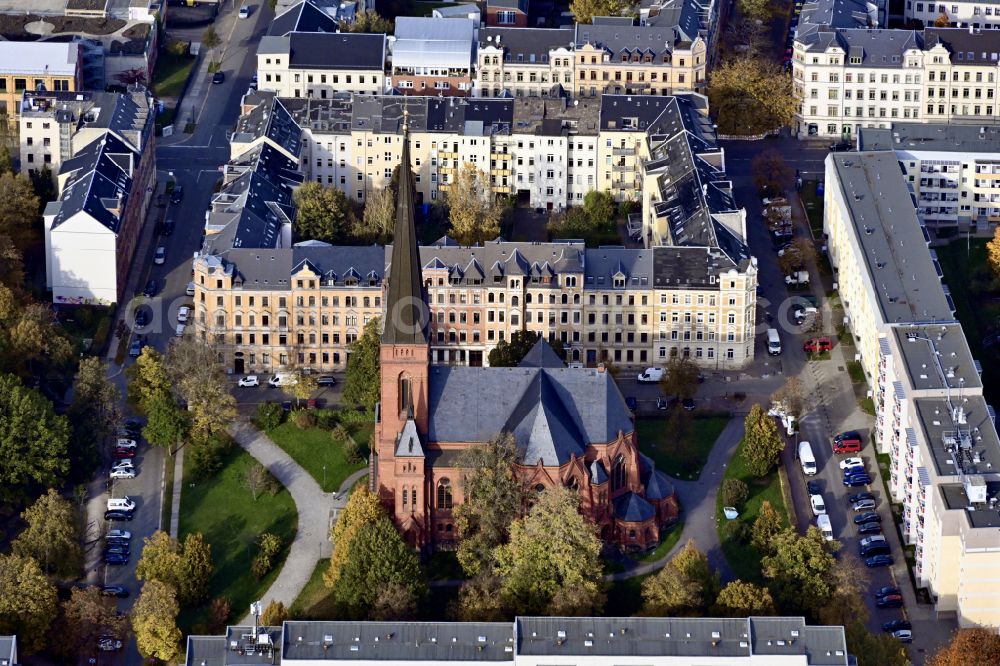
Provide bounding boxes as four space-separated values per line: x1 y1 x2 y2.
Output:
382 109 428 345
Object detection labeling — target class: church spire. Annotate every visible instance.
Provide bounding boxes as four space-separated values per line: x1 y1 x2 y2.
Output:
382 105 428 344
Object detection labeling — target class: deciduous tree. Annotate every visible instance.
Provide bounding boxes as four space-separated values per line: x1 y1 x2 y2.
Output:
0 171 40 252
244 462 270 501
777 237 817 275
928 628 1000 666
252 532 283 579
7 303 74 374
751 500 784 554
343 317 381 411
12 488 82 579
660 355 700 400
452 574 506 621
261 600 289 626
761 526 837 614
709 58 798 135
569 0 630 23
0 373 71 503
127 346 171 411
165 337 237 439
741 404 785 477
0 553 59 653
343 10 394 33
845 621 909 666
712 579 776 617
325 486 387 589
933 11 951 26
487 330 564 368
178 532 214 605
719 478 749 510
493 486 604 616
294 181 356 243
143 392 189 452
642 540 719 616
771 376 805 419
817 554 868 627
53 586 128 661
70 356 120 442
987 226 1000 277
201 25 221 61
737 0 772 21
116 67 147 86
358 185 395 243
131 579 182 662
752 149 795 197
446 163 502 246
371 581 419 621
136 530 212 605
454 432 528 576
582 190 615 225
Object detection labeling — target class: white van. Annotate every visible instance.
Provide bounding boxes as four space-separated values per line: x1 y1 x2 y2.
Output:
816 514 833 541
637 367 664 383
107 497 136 512
767 328 782 355
798 440 817 476
268 373 298 388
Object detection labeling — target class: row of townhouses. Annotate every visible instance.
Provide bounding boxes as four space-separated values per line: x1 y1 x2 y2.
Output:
185 617 850 665
793 27 1000 138
823 147 1000 628
35 88 157 305
193 92 756 375
256 0 715 100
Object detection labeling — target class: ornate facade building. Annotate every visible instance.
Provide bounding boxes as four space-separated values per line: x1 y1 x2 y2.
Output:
371 127 679 552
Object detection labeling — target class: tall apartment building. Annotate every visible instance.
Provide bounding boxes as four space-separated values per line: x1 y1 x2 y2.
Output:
825 150 1000 628
905 0 1000 30
573 18 707 99
187 617 850 665
793 27 1000 138
390 18 477 96
476 28 576 99
859 123 1000 230
193 93 755 374
0 42 81 127
18 88 154 180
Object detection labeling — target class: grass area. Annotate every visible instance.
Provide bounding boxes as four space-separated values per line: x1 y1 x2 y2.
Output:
634 519 684 563
290 558 338 620
716 437 790 585
846 360 865 383
636 416 729 480
154 105 175 133
934 238 1000 402
151 48 196 99
266 421 372 493
799 181 825 239
858 397 876 415
178 447 297 630
58 304 113 355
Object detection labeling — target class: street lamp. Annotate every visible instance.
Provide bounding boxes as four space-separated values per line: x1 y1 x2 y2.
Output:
323 464 327 489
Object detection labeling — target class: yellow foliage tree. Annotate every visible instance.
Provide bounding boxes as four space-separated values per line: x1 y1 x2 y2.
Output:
324 486 387 588
986 226 1000 276
708 58 799 135
446 163 502 246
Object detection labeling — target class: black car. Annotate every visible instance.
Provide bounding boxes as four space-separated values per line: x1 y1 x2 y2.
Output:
212 71 226 84
854 511 881 524
835 430 862 444
877 596 904 609
625 396 638 411
128 336 143 358
316 375 336 386
100 585 130 598
105 553 129 565
142 279 158 298
857 522 882 535
134 308 150 327
170 185 183 204
104 545 130 556
163 219 175 236
104 510 134 522
865 554 894 568
106 536 131 546
681 398 696 411
882 619 911 633
875 586 901 598
806 480 821 494
849 492 875 504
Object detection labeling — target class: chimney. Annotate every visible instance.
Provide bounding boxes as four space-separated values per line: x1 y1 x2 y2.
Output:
597 362 606 373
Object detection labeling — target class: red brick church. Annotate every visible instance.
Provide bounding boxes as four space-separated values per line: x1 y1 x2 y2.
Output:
370 125 679 553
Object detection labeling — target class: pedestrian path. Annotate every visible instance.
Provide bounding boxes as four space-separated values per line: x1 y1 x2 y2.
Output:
168 446 184 538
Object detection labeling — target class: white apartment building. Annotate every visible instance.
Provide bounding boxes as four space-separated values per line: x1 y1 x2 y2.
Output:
477 27 576 99
188 617 849 666
859 123 1000 230
921 29 1000 123
256 32 387 98
905 0 1000 29
826 150 1000 628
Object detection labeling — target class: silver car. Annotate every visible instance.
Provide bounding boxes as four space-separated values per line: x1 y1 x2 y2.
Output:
853 498 877 511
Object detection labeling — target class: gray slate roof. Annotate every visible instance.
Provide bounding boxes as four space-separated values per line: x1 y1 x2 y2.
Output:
232 96 303 158
799 28 922 65
51 132 136 233
575 21 679 60
924 27 1000 65
480 27 574 60
427 366 633 465
519 338 566 368
859 122 1000 153
268 0 340 36
615 491 655 521
283 31 386 69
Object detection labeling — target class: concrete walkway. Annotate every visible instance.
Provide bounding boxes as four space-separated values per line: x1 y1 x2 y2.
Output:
228 421 366 621
168 446 184 538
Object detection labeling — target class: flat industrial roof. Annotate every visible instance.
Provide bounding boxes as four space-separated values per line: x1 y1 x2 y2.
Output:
0 41 78 76
892 323 982 392
859 123 1000 154
913 395 1000 479
829 152 955 325
939 482 1000 528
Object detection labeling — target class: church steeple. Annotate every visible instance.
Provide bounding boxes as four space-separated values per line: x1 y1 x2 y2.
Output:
382 107 428 345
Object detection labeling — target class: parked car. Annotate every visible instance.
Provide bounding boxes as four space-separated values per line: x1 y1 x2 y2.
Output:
876 595 904 609
317 375 336 386
186 281 196 297
177 306 190 323
154 246 166 265
128 336 143 358
839 457 864 470
112 449 134 460
212 71 226 84
97 637 123 651
109 468 135 480
104 553 129 565
104 510 133 522
849 492 875 504
809 494 827 515
100 585 129 598
844 474 872 487
106 536 131 546
857 521 881 535
134 308 150 327
833 431 864 453
892 630 912 643
637 367 664 383
865 554 894 568
803 337 833 353
682 398 696 411
116 438 137 449
142 279 158 298
175 323 186 337
875 586 900 598
655 396 672 410
162 218 174 236
238 4 251 17
806 479 821 494
625 396 638 411
882 619 911 633
107 529 131 539
854 511 881 524
170 185 183 204
852 498 877 511
104 545 130 556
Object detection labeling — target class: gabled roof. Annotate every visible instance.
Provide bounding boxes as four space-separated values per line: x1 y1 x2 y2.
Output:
50 133 136 233
505 371 587 465
519 338 565 370
269 0 340 36
395 419 425 457
590 459 608 484
615 492 655 522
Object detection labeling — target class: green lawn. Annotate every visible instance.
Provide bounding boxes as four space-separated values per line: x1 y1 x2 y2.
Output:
846 360 866 384
152 49 196 99
799 181 825 239
178 447 297 629
636 416 729 480
290 558 338 620
267 421 373 492
716 437 790 584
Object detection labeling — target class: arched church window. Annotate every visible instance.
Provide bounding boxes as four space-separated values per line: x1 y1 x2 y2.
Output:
399 376 412 415
437 478 453 509
611 454 627 491
402 488 408 509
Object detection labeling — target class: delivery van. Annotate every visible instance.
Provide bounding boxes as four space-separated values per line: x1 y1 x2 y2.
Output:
798 440 817 476
767 328 782 355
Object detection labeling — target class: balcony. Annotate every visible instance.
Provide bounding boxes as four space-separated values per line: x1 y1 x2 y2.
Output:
613 147 636 156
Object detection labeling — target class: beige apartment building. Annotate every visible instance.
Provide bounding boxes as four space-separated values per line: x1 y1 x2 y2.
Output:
477 28 576 99
0 42 81 127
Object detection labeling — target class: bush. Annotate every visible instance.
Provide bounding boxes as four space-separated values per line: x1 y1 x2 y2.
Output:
314 408 338 429
207 597 231 633
260 600 288 626
251 532 283 579
293 409 316 429
721 519 752 545
342 436 361 465
189 432 234 479
165 39 189 57
254 402 285 431
720 478 749 509
338 408 373 425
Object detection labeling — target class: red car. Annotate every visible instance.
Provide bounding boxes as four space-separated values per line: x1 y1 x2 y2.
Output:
833 431 863 454
803 337 833 353
112 449 134 459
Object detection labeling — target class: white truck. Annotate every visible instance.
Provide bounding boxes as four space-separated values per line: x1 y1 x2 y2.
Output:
816 514 833 541
785 270 810 286
798 440 817 476
637 367 664 383
767 328 782 356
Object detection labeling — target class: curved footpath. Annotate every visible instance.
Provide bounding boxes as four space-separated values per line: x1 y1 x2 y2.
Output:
229 421 368 623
